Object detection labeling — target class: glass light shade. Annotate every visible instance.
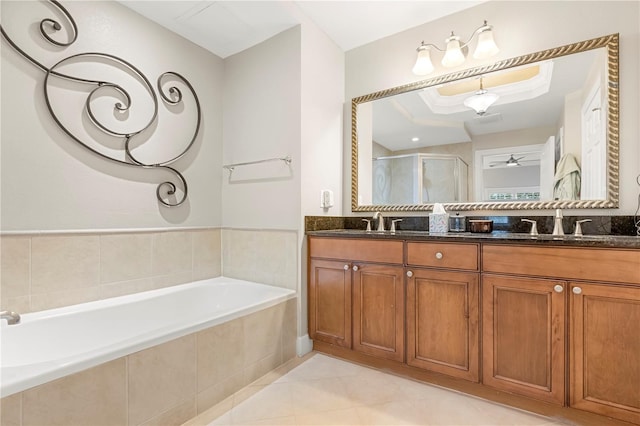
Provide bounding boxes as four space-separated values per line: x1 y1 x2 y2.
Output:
473 29 499 59
464 90 499 115
412 46 434 75
441 36 465 67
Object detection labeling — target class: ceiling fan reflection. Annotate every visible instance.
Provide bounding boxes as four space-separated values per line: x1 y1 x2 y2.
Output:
489 154 538 167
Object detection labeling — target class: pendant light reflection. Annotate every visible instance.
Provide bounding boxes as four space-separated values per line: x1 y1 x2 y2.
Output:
463 77 499 115
412 20 499 76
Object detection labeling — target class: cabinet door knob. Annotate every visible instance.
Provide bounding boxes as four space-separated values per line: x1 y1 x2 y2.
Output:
343 264 349 271
352 265 359 271
406 270 413 278
572 286 582 295
435 252 443 259
554 284 564 293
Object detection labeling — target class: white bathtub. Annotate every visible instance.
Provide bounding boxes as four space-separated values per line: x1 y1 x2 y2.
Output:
0 277 296 397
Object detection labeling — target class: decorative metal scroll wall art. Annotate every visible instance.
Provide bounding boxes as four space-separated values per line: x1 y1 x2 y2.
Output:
0 0 201 207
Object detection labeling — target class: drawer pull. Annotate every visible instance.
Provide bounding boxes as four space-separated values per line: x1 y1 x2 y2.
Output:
572 286 583 295
343 264 349 271
406 270 413 278
352 265 359 271
435 252 443 259
554 284 564 293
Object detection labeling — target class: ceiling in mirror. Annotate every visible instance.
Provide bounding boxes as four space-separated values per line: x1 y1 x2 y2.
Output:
352 33 619 212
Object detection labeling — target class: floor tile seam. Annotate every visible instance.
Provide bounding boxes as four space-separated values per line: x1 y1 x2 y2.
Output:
229 382 296 424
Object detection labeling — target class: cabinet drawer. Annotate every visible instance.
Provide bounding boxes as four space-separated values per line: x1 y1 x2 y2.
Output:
483 245 640 285
309 237 403 264
406 242 479 271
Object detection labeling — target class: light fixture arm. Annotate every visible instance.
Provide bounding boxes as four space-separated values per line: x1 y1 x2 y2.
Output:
457 20 493 50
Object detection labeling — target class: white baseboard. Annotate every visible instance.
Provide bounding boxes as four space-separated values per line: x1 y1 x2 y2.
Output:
296 334 313 356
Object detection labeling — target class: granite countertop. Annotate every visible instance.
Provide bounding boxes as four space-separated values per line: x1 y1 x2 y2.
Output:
306 229 640 249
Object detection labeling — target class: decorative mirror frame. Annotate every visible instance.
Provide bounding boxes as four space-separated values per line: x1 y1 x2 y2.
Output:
351 33 619 212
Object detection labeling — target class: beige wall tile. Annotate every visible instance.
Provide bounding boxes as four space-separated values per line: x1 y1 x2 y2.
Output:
244 352 283 386
243 303 285 365
1 296 30 315
22 359 126 426
151 271 193 290
128 335 196 425
196 371 244 414
100 233 152 284
197 319 244 392
222 229 297 290
151 231 192 276
98 278 155 300
29 287 100 312
139 398 196 426
1 236 30 301
31 235 99 294
192 229 221 281
1 393 22 426
282 298 298 362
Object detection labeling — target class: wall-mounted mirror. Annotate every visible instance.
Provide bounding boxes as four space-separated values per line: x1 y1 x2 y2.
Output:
352 34 619 212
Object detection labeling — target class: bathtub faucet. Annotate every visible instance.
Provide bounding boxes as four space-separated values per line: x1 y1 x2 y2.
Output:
1 310 21 325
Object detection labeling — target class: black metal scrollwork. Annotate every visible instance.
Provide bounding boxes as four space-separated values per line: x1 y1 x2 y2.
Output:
1 0 201 207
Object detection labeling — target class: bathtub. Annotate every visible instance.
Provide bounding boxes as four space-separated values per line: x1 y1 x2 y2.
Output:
0 277 296 398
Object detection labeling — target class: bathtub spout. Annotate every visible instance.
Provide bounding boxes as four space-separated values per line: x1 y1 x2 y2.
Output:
1 310 21 325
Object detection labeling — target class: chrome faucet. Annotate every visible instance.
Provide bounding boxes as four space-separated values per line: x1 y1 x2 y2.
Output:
574 219 592 236
521 219 538 235
1 311 21 325
373 211 385 232
552 209 564 236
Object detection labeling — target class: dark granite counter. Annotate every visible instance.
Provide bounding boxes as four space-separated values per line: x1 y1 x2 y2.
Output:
306 229 640 248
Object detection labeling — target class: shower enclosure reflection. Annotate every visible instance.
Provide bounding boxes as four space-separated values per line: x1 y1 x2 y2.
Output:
372 153 468 204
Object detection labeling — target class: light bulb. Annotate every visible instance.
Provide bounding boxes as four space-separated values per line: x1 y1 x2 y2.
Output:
473 28 499 59
441 35 465 68
412 45 434 75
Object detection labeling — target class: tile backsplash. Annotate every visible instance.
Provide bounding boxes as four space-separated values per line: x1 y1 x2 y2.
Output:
305 215 639 236
0 229 221 314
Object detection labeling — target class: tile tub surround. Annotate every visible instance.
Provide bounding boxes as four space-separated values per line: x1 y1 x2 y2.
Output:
0 298 297 426
0 228 221 314
221 228 298 291
305 215 639 236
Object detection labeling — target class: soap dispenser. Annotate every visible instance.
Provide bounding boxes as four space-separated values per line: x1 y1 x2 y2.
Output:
552 209 564 236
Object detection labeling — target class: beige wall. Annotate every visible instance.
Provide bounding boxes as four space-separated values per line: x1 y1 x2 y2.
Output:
344 1 640 215
1 1 224 230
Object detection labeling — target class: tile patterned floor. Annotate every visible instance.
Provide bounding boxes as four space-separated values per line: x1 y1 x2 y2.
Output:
200 353 568 426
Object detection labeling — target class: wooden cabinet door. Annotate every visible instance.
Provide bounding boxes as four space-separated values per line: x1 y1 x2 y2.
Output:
308 259 352 348
570 283 640 424
406 268 479 382
352 263 404 361
482 274 566 405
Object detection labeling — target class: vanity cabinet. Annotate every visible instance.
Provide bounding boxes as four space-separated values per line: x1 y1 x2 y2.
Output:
308 237 404 357
570 282 640 424
308 258 352 348
483 244 640 423
308 235 640 425
481 274 566 404
405 242 480 382
352 263 405 361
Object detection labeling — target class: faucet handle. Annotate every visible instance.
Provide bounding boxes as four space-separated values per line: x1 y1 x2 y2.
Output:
362 219 371 232
521 219 538 235
390 219 402 233
574 219 592 236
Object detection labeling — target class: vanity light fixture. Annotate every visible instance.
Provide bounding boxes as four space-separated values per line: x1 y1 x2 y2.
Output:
463 76 499 115
412 20 499 75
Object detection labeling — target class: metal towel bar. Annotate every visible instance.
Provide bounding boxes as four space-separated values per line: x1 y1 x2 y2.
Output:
223 156 292 175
